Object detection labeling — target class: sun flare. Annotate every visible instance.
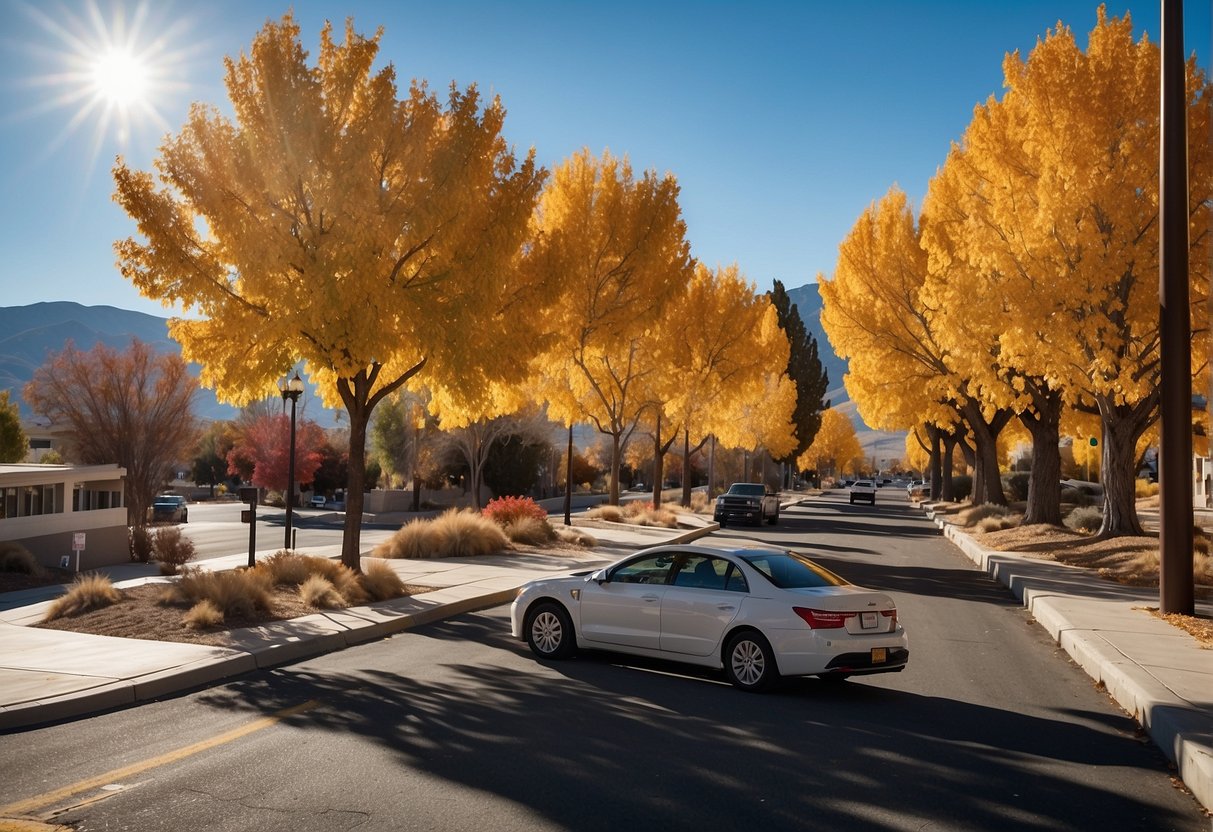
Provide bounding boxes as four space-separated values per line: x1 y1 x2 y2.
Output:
91 48 150 107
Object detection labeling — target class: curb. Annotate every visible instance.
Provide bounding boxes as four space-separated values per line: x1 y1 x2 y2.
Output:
933 517 1213 813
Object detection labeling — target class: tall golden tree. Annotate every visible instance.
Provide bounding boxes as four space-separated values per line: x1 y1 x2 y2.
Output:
25 340 198 526
530 148 693 504
820 188 1013 506
922 9 1212 535
798 407 862 482
648 263 794 505
112 16 548 567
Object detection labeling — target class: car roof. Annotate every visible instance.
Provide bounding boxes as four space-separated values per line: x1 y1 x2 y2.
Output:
629 543 786 560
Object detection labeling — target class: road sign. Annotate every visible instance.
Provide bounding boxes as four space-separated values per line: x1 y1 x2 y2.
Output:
241 509 253 524
72 533 85 551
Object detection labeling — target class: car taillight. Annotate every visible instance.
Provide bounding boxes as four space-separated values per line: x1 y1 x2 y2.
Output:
881 609 898 627
793 607 849 629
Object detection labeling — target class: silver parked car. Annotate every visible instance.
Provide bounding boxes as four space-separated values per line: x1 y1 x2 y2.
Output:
511 544 908 691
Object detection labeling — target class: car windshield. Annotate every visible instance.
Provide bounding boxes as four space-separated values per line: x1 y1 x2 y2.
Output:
740 551 849 589
728 484 765 497
853 481 873 487
154 498 179 505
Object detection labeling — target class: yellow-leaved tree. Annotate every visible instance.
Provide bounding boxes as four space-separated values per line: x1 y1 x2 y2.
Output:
798 407 862 483
820 187 1013 505
649 263 794 505
530 148 693 504
112 15 548 568
921 8 1212 535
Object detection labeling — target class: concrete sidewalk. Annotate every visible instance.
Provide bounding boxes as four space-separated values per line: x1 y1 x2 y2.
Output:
0 516 713 733
925 505 1213 813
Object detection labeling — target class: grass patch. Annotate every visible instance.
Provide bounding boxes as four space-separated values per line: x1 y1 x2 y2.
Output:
374 509 509 559
554 525 598 547
957 504 1012 527
43 573 121 621
504 516 557 546
299 575 344 609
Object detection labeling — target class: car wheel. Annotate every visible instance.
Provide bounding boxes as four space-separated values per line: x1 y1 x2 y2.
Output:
849 495 855 504
181 510 188 523
525 602 575 660
718 518 727 528
766 511 778 525
724 630 778 692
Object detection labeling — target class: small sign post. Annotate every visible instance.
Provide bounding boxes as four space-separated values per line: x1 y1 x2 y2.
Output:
239 487 258 568
71 532 85 573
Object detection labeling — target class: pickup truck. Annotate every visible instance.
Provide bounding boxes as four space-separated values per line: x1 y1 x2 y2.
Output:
849 480 878 505
714 482 779 526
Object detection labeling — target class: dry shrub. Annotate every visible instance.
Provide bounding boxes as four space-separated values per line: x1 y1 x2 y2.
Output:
374 518 442 559
259 551 314 586
976 515 1018 533
433 509 510 557
359 559 406 601
1195 551 1212 585
585 505 623 523
622 501 679 528
554 526 598 547
43 573 121 621
331 566 369 605
153 527 196 575
175 568 272 619
0 541 41 575
504 516 557 546
689 491 710 513
184 599 224 629
1193 527 1211 556
958 504 1011 527
129 525 154 563
1064 506 1103 534
300 574 345 609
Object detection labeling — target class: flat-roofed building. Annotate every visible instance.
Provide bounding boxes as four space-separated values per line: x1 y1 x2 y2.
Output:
0 463 127 569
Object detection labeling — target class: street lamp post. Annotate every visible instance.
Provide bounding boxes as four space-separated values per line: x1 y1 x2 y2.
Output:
280 372 304 550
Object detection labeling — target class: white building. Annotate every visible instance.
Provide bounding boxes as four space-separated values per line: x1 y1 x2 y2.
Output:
0 463 128 569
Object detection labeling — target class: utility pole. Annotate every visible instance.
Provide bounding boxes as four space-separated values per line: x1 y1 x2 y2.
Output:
1159 0 1194 614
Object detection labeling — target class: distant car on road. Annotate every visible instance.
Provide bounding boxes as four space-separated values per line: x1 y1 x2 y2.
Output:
310 495 327 508
150 494 188 523
714 482 779 527
849 480 877 505
511 543 909 691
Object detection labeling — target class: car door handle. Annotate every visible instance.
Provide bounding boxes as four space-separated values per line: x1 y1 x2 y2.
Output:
717 605 735 611
642 594 660 602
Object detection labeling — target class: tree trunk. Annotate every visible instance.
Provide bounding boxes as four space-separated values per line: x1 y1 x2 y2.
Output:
342 402 368 572
651 413 664 508
564 424 573 525
1020 384 1063 526
961 402 1011 506
1096 395 1157 537
609 433 622 505
681 429 693 507
928 425 943 501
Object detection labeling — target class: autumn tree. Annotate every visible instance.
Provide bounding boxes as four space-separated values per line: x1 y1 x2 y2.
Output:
798 407 862 482
768 281 830 480
0 390 27 463
25 339 198 526
191 420 235 496
646 263 793 506
922 9 1212 535
113 15 548 569
821 188 1012 507
226 411 325 499
370 389 434 494
530 148 694 504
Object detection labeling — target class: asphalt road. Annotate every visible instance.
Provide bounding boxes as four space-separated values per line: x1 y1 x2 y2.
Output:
178 501 397 562
0 491 1206 831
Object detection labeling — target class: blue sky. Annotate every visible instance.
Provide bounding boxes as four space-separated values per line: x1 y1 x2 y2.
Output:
1 0 1209 318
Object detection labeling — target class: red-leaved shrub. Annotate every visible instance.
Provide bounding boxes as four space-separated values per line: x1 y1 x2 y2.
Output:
482 495 547 526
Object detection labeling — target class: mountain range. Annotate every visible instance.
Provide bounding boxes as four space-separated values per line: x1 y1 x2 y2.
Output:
1 292 907 463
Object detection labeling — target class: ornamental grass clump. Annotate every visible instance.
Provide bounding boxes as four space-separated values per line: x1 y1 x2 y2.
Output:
503 515 557 546
958 504 1012 528
300 574 345 609
360 559 406 601
43 573 121 621
434 509 510 557
183 599 224 630
585 504 623 523
373 518 442 559
166 568 273 621
554 525 598 547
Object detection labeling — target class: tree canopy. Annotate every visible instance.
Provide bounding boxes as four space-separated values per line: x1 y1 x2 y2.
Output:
0 390 27 463
113 14 549 567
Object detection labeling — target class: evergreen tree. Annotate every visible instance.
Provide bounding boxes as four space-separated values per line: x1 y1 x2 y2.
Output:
767 280 829 467
0 390 27 463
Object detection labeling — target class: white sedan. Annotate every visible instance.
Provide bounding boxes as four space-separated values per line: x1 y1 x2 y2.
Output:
510 544 908 691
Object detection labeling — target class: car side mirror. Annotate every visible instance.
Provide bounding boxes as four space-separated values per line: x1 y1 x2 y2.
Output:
590 569 608 584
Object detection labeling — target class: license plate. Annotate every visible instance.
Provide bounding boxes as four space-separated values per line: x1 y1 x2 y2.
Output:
871 647 887 663
860 612 878 629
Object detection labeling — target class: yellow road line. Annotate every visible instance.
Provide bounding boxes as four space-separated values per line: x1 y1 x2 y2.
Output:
0 700 318 818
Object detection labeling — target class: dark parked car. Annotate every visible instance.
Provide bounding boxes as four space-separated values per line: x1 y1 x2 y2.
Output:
714 482 779 527
150 494 188 523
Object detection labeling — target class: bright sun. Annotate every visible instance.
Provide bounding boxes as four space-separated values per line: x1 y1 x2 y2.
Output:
91 48 150 107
